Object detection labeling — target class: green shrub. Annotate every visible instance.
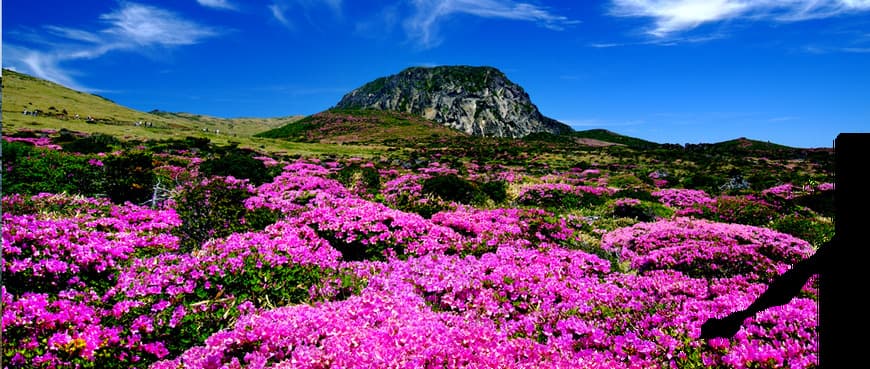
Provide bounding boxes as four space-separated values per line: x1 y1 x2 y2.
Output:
172 177 280 252
1 142 104 196
103 152 155 204
332 164 381 194
611 199 672 222
422 174 484 205
61 133 119 154
200 150 272 185
794 191 834 218
696 196 778 226
389 193 451 219
612 188 656 202
517 187 608 211
479 180 508 204
608 174 644 188
680 173 722 193
771 215 834 247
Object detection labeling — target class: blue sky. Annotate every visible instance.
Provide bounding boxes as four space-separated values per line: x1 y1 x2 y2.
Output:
3 0 869 148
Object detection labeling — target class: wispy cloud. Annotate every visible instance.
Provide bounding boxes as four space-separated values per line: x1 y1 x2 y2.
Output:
269 3 294 28
587 32 725 48
404 0 578 48
100 3 218 47
197 0 238 11
268 0 344 29
609 0 870 37
588 42 624 48
801 44 870 53
768 116 799 122
3 3 218 91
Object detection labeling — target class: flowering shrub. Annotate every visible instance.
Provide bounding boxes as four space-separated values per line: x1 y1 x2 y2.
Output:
2 194 180 295
601 217 813 280
3 135 63 150
517 183 614 210
2 194 183 368
291 195 466 260
652 188 716 215
761 183 795 200
246 163 352 214
104 221 363 358
379 173 454 218
430 207 593 256
3 148 823 369
154 246 818 369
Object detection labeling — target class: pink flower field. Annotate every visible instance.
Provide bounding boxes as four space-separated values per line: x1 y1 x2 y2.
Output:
2 157 822 369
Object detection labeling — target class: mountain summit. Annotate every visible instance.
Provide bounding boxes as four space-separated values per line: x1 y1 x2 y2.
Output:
334 66 572 138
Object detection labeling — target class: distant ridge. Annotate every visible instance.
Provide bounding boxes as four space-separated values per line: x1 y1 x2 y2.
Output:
334 66 572 138
570 129 661 149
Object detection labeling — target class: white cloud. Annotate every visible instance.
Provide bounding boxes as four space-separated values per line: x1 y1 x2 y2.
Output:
404 0 578 48
842 46 870 52
100 3 218 47
269 3 294 28
3 2 218 91
802 44 870 53
268 0 344 29
197 0 238 10
609 0 870 37
43 26 103 43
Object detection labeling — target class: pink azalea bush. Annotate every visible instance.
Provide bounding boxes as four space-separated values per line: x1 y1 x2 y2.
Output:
3 136 63 150
3 160 820 369
652 188 716 215
600 217 814 280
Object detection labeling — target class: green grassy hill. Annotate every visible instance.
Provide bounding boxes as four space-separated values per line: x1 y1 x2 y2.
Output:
256 108 465 144
711 137 796 151
569 129 661 149
0 69 390 157
1 69 302 140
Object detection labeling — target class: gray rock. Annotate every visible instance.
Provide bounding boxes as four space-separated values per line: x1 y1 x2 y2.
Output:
335 66 572 138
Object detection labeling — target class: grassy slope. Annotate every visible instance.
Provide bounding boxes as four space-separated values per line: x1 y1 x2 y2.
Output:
256 108 465 144
1 69 384 157
711 137 797 151
570 129 661 149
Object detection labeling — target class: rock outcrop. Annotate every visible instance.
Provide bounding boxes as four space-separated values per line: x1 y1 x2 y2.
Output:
334 66 572 138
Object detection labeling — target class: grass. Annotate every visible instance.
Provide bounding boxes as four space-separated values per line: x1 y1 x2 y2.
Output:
570 129 661 149
2 69 385 158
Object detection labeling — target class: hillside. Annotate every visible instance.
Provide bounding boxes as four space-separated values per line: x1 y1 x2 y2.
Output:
1 69 301 143
570 129 661 149
334 66 572 138
255 108 465 144
712 137 796 151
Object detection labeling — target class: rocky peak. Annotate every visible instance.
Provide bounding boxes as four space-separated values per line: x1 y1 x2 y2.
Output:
334 66 572 138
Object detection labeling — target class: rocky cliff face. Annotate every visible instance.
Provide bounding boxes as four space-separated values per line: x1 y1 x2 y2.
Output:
334 66 572 138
